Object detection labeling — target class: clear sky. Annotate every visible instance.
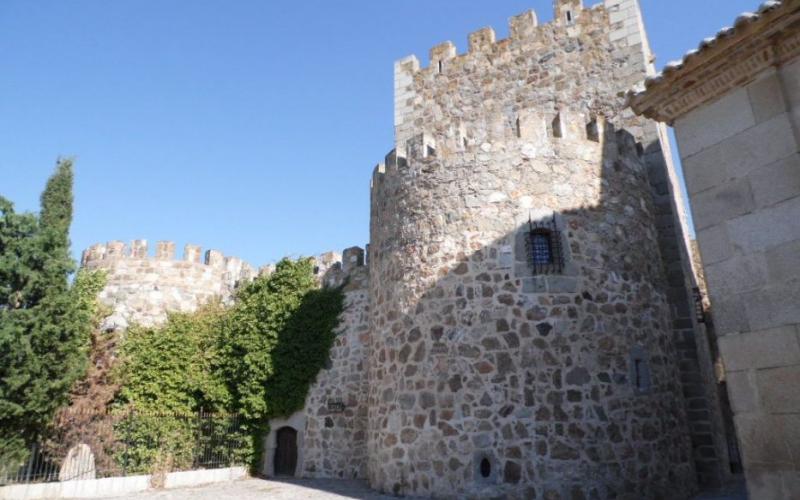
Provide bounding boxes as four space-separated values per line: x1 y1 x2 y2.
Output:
0 0 760 267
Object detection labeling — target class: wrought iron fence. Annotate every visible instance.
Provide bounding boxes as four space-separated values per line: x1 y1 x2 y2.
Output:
0 410 246 486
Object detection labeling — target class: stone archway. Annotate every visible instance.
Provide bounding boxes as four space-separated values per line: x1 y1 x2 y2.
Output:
274 427 298 477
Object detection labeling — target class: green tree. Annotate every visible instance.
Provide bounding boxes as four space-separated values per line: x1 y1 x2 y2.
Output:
0 159 104 461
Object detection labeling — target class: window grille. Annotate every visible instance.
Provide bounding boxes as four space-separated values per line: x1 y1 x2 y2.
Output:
693 287 706 323
526 216 564 274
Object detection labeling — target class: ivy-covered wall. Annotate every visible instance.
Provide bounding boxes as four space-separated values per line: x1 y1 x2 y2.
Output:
111 258 345 471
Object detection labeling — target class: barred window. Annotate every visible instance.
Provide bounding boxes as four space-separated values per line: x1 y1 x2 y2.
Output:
526 216 564 274
531 230 552 265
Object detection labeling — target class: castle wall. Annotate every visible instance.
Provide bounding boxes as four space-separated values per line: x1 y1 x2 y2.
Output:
300 260 370 479
367 1 719 497
81 240 256 330
262 249 371 480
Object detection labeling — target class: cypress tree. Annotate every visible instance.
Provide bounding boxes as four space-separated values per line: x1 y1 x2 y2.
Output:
39 159 75 295
0 160 104 461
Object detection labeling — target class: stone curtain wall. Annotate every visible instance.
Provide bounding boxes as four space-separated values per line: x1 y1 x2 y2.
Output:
675 57 800 499
301 259 370 479
81 240 256 330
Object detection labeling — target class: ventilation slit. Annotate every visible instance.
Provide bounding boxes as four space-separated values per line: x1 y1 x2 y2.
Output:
552 113 563 139
480 458 491 478
586 118 600 142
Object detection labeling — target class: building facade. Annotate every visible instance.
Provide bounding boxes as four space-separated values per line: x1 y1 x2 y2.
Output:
629 1 800 498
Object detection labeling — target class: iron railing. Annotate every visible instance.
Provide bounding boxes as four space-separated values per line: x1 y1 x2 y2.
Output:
0 410 245 486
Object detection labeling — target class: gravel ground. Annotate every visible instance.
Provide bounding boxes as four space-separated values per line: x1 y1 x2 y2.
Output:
101 477 748 500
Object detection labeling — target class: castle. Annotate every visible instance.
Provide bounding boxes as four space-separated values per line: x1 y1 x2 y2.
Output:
81 1 740 498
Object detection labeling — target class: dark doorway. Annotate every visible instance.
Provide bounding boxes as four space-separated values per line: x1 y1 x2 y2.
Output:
274 427 298 477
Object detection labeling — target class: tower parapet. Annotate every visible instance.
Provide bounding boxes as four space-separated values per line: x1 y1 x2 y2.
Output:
393 1 659 150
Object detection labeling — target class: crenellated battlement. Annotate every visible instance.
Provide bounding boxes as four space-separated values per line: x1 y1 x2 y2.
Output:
371 111 643 191
393 1 657 150
81 239 257 330
401 2 601 78
315 246 369 290
81 240 252 273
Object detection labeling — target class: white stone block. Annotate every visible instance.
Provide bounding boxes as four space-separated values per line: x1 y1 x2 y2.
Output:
675 88 756 157
719 326 800 372
765 238 800 283
727 196 800 254
725 370 759 413
779 57 800 108
696 223 733 265
748 153 800 209
682 113 797 194
691 178 755 231
742 279 800 332
704 252 767 296
748 71 788 124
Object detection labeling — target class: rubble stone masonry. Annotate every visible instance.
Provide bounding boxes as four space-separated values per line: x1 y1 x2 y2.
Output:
81 1 734 497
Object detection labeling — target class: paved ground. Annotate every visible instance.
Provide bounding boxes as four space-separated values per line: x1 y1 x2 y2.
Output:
692 478 748 500
103 478 397 500
103 477 748 500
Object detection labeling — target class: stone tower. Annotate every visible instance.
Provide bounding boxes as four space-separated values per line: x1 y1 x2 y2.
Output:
367 1 717 497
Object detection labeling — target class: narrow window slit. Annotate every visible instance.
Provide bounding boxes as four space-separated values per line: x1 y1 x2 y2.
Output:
635 359 643 388
586 118 600 142
480 458 491 478
552 113 563 139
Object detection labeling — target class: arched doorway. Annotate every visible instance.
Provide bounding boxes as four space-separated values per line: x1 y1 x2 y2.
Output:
273 426 298 477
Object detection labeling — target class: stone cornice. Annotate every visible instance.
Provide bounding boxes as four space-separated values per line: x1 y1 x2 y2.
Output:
628 0 800 124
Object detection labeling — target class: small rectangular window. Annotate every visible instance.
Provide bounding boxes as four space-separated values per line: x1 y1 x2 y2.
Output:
526 216 564 275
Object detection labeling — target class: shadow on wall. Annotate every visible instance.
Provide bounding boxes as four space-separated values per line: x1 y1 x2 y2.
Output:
366 120 699 499
260 259 366 480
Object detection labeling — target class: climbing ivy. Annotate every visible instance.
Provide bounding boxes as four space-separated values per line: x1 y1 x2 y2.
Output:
112 257 344 470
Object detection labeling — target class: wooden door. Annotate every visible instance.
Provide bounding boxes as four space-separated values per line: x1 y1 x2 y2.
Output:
274 427 297 476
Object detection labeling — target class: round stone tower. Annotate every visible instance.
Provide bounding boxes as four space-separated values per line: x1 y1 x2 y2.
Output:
366 2 696 498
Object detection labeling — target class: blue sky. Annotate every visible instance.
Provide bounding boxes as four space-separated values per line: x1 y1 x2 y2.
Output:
0 0 759 266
